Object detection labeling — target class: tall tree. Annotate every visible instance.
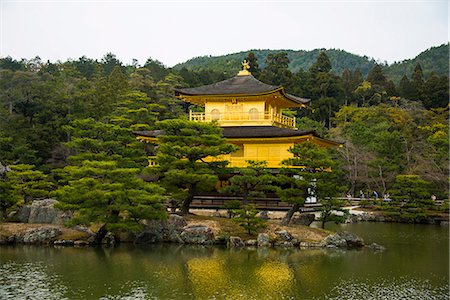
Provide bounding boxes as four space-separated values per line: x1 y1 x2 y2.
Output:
411 63 425 100
245 52 260 78
259 52 292 87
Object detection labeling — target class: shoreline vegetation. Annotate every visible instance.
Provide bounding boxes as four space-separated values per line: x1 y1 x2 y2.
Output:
1 200 447 250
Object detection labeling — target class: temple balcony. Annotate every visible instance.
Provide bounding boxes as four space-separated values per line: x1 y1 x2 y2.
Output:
189 111 296 129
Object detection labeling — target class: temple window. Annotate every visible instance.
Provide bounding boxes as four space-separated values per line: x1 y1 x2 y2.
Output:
211 109 220 120
249 108 259 120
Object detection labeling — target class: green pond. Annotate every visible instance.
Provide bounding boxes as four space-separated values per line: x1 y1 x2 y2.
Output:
0 223 448 299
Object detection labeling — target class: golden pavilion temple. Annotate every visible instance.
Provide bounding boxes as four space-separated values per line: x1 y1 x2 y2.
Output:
136 61 341 168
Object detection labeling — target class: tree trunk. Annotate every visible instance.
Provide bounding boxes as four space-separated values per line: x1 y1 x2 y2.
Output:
281 203 300 226
180 188 195 215
93 224 108 244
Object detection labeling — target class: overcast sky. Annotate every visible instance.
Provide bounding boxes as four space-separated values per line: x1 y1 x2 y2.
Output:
1 0 448 67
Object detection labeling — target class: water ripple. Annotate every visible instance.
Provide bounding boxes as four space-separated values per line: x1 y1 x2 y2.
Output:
322 277 449 300
0 261 67 300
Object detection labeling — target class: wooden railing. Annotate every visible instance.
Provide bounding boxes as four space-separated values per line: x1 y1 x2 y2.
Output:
189 111 296 128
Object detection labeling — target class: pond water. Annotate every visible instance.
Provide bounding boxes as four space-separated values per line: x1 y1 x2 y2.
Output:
0 223 448 299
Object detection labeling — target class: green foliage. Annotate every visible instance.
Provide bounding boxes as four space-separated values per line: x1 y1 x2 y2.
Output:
7 164 54 204
174 49 378 77
233 204 266 235
222 200 242 218
53 160 166 232
384 43 449 83
220 160 276 204
0 170 20 220
316 179 348 229
389 175 431 205
277 142 339 225
155 119 237 214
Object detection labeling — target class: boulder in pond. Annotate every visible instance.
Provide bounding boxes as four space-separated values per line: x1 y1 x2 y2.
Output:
228 236 244 248
320 234 347 248
180 224 215 244
257 233 270 247
142 214 187 243
337 231 364 247
134 231 158 244
367 242 386 251
320 231 365 248
20 226 62 244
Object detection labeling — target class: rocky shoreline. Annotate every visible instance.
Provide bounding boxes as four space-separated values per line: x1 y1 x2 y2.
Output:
346 211 449 225
5 198 448 251
0 214 384 251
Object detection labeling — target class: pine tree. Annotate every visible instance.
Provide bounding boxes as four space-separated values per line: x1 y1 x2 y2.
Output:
220 160 276 205
245 52 260 78
398 75 415 99
155 119 237 215
278 142 336 225
259 52 292 86
411 63 425 100
309 52 332 74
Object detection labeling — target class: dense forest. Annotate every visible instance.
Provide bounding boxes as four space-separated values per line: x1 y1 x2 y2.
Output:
0 48 448 225
174 43 449 83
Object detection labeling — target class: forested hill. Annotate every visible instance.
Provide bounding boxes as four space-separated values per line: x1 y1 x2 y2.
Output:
174 43 449 81
174 49 376 77
384 44 449 83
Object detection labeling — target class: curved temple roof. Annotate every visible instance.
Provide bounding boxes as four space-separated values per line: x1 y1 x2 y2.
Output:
174 74 310 105
134 126 343 147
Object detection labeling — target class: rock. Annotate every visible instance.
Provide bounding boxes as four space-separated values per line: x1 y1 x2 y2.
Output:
73 225 95 236
16 206 31 223
168 214 188 228
16 199 72 225
245 239 257 246
180 224 215 244
367 242 386 251
257 233 270 247
101 232 116 245
291 213 315 226
276 241 294 248
53 240 74 246
440 221 449 227
299 241 321 248
320 234 347 248
142 214 187 243
346 214 359 224
134 232 157 244
21 226 62 244
74 240 90 247
228 236 244 247
258 211 269 220
0 234 11 245
275 230 293 242
337 231 364 247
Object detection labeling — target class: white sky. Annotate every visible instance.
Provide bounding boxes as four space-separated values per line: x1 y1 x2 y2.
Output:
1 0 448 67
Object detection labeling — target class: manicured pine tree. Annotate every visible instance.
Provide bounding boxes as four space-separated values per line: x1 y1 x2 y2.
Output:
155 119 237 215
220 160 276 205
278 142 336 225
